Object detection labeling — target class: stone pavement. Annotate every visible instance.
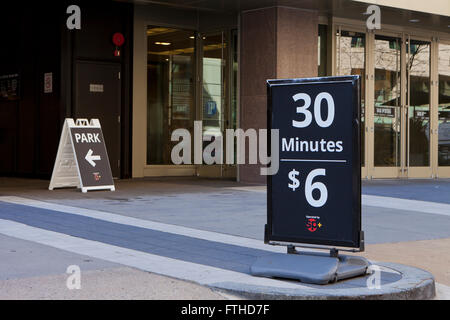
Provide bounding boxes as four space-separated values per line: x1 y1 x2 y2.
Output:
0 177 448 299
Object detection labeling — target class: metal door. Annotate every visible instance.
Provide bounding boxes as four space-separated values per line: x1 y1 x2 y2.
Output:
74 61 121 178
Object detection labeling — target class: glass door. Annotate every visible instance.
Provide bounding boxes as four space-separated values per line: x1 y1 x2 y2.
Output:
200 32 227 156
196 30 237 178
370 34 434 178
336 28 367 177
406 37 432 177
146 27 196 168
372 34 403 178
334 28 439 179
437 41 450 177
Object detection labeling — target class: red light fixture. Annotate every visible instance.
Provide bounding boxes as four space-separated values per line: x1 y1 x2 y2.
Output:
112 32 125 57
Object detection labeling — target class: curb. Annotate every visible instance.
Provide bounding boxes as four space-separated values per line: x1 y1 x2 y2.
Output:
208 262 436 300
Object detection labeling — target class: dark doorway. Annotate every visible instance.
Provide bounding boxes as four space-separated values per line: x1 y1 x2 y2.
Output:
74 61 121 178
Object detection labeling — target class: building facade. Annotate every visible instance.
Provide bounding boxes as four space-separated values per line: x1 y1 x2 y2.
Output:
0 0 449 182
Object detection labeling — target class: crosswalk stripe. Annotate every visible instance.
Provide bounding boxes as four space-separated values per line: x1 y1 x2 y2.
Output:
0 196 287 253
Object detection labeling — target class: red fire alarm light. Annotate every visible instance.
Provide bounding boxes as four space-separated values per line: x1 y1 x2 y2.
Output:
112 32 125 56
113 32 125 46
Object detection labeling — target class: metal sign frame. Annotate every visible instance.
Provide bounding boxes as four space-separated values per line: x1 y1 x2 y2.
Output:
265 75 363 251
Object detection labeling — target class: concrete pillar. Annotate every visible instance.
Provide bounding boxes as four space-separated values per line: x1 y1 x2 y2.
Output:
239 6 318 183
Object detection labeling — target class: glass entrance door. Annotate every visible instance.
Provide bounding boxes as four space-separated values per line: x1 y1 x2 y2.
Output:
201 32 227 154
336 29 367 177
196 31 237 178
406 37 432 177
334 27 444 179
370 34 433 178
146 27 196 167
372 34 403 177
437 41 450 177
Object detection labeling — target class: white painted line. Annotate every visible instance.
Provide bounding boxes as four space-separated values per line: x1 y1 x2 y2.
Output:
227 186 266 193
0 196 287 254
362 195 450 217
0 219 311 290
225 189 450 217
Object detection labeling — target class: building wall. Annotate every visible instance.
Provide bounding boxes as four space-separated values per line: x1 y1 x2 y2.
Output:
0 1 133 179
239 7 318 183
0 3 63 177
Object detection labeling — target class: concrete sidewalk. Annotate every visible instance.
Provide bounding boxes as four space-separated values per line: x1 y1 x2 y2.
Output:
0 267 237 300
0 177 448 299
1 177 449 244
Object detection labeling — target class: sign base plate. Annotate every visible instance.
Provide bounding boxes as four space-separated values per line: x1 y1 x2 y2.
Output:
250 251 370 285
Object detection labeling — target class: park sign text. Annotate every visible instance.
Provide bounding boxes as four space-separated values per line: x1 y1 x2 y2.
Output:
266 76 363 250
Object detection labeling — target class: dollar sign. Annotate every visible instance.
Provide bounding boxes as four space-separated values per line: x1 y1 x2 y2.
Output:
288 169 300 191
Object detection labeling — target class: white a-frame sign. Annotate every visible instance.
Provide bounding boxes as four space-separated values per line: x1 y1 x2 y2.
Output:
49 118 115 193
